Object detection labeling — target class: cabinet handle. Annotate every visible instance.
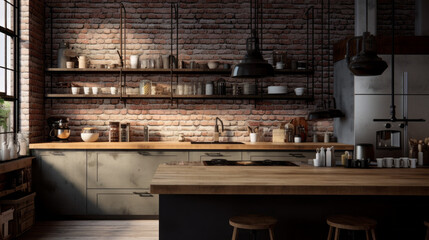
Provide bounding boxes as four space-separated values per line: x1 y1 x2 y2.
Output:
50 152 65 156
133 191 153 197
137 151 151 156
205 152 223 157
289 153 305 158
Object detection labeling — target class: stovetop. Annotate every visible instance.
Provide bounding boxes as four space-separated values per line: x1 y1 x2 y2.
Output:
203 159 298 166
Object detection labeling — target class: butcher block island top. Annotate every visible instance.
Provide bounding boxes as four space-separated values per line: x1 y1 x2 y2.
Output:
150 164 429 196
29 142 353 150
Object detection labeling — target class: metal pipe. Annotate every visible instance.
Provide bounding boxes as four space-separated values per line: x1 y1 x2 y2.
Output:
390 0 396 121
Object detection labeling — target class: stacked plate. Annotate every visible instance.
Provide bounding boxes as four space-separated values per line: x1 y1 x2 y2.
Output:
268 86 287 94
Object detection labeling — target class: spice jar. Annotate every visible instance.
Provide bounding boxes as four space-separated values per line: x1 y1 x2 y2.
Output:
109 122 120 142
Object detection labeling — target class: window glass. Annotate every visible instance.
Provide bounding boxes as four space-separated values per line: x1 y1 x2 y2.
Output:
6 2 13 31
6 69 13 96
0 100 13 131
0 33 5 68
6 35 12 69
0 1 5 29
0 67 5 94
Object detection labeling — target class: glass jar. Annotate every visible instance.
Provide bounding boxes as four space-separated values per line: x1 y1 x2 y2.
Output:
140 80 152 95
18 132 29 157
109 122 120 142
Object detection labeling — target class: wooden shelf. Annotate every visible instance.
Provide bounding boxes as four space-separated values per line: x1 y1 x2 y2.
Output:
46 93 313 101
46 68 313 75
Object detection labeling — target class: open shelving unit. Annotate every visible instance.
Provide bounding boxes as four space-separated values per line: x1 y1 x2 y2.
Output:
45 4 315 104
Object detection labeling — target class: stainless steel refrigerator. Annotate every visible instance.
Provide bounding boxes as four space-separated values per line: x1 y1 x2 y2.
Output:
335 54 429 158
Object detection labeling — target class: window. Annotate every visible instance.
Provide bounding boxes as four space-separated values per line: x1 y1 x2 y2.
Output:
0 0 18 133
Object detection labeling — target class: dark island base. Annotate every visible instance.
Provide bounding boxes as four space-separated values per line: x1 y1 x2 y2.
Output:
159 195 429 240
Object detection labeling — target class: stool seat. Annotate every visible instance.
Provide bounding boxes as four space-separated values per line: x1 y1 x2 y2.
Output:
229 214 277 230
229 214 277 240
327 215 377 231
327 215 377 240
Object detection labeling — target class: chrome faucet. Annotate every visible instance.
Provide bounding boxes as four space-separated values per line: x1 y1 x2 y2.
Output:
214 117 224 142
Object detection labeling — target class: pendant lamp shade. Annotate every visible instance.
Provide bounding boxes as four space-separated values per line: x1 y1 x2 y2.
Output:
231 1 273 78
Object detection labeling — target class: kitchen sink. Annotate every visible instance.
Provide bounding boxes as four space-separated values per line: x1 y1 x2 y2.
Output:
190 141 244 144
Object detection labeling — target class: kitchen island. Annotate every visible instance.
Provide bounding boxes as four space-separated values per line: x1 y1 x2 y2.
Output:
151 164 429 240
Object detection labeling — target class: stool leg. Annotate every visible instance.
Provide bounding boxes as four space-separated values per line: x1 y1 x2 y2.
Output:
327 226 333 240
365 230 370 240
371 228 377 240
334 228 340 240
269 227 275 240
232 227 237 240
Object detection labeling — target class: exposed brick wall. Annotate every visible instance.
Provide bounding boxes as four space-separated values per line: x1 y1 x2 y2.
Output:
377 0 415 36
42 0 357 142
21 0 45 143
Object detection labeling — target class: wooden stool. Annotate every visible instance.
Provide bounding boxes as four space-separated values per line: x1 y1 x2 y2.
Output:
327 215 377 240
229 214 277 240
424 221 429 240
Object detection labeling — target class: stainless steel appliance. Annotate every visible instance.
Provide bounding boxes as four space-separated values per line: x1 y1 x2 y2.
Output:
48 116 71 141
335 55 429 158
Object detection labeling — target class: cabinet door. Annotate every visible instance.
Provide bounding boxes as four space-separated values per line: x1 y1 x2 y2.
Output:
242 151 313 162
32 150 87 216
87 189 158 216
87 151 188 189
189 151 242 162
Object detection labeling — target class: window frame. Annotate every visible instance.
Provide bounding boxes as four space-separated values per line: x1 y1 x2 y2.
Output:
0 0 19 134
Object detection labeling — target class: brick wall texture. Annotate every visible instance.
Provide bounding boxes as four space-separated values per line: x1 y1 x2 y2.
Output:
21 0 45 143
25 0 414 142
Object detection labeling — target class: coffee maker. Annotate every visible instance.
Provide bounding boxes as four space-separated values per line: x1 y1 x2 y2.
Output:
48 117 71 141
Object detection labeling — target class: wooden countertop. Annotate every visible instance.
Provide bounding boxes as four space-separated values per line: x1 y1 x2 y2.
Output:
150 164 429 196
29 142 353 150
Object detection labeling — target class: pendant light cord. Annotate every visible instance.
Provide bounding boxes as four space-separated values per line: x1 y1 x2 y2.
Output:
365 0 369 32
390 0 396 120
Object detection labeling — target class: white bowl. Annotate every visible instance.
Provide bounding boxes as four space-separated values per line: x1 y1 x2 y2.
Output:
207 61 218 69
294 87 305 96
268 86 287 94
81 132 99 142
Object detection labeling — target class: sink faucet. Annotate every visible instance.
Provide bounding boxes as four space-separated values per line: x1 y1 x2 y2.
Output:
214 117 224 142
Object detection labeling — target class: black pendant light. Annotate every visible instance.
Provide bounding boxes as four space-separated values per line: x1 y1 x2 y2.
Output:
373 0 424 124
346 0 387 76
231 0 274 78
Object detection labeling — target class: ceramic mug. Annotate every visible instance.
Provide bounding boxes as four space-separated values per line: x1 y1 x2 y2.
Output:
376 158 384 168
394 158 402 168
409 158 417 168
250 133 258 143
110 87 117 95
401 157 409 168
130 55 139 69
92 87 99 95
83 87 91 95
384 157 393 168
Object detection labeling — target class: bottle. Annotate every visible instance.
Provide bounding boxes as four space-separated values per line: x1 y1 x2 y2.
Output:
57 41 69 68
324 132 329 143
326 147 332 167
320 147 325 167
205 81 214 95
